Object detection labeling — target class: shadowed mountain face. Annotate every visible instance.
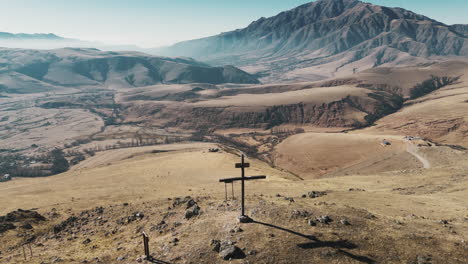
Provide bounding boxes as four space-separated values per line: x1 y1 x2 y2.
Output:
0 48 259 93
156 0 468 82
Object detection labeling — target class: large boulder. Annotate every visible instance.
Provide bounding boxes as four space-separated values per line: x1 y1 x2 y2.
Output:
219 245 246 260
185 205 200 219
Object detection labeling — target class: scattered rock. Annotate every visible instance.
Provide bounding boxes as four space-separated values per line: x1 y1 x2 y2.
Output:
439 219 449 225
307 191 327 198
116 256 125 261
135 212 144 219
82 238 91 244
93 207 104 214
308 219 316 226
219 245 246 260
211 239 221 252
340 219 351 225
185 205 200 219
348 188 365 192
172 196 192 207
247 250 257 256
118 212 145 225
151 220 168 232
51 256 63 263
292 210 311 218
122 203 129 206
365 213 377 219
316 215 332 224
186 199 197 209
229 227 243 233
54 216 79 233
416 255 432 264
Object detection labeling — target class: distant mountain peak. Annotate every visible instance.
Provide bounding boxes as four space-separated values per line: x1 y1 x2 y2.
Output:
156 0 468 83
0 32 65 40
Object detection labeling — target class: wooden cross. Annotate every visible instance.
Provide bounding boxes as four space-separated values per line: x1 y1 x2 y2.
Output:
219 154 266 223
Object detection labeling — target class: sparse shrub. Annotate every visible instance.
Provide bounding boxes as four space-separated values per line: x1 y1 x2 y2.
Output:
50 149 69 174
410 75 460 99
294 128 305 134
70 154 86 165
84 149 96 156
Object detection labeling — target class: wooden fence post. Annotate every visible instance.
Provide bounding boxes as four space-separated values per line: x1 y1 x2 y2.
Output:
142 232 150 259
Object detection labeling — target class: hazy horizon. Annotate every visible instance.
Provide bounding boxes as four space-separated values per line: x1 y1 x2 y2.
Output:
0 0 467 49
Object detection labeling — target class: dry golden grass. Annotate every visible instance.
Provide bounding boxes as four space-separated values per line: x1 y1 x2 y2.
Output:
0 141 466 263
192 85 367 109
273 133 411 179
0 143 290 215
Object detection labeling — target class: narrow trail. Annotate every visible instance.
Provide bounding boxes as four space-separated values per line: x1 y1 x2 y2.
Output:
406 142 431 169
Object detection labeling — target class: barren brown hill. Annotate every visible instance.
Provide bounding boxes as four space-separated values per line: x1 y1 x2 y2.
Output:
0 47 258 94
116 60 467 136
360 61 468 147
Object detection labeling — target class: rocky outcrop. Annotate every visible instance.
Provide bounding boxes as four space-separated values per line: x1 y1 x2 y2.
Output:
450 24 468 38
0 209 46 234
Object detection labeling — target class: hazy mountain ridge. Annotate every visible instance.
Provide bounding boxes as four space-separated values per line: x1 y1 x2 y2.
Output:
0 31 145 51
0 48 259 93
156 0 468 82
0 32 64 40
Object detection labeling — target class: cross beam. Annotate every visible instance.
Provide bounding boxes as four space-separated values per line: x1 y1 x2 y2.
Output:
219 175 266 183
219 154 266 223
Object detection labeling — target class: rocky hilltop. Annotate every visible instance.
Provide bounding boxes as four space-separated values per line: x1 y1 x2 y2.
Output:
0 48 259 93
157 0 468 82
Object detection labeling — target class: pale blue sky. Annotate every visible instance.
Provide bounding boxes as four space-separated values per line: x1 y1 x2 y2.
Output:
0 0 466 48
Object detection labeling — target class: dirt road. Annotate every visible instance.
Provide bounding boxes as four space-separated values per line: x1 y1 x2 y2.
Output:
406 142 431 168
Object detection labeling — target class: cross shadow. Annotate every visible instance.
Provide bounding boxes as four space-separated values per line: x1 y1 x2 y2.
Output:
147 256 172 264
252 220 376 264
253 220 318 240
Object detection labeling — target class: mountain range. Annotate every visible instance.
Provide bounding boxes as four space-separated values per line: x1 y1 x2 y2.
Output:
156 0 468 82
0 32 144 51
4 0 467 84
0 32 64 40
